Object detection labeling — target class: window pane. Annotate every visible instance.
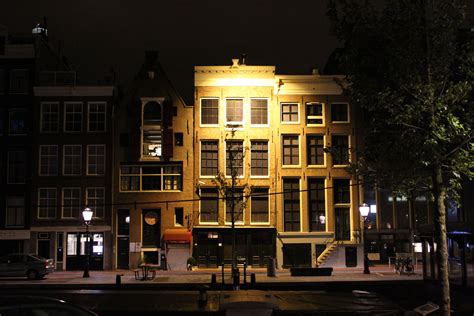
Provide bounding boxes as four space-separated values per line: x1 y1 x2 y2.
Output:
281 103 299 122
251 141 268 176
38 188 57 219
332 135 349 165
64 102 83 132
307 135 324 165
226 189 244 222
226 99 243 123
201 99 219 125
40 145 58 175
63 145 82 175
250 99 268 125
9 110 26 134
88 102 106 132
251 188 269 223
226 141 243 176
306 103 323 125
282 135 299 165
41 103 59 132
6 197 25 227
200 188 218 222
283 178 300 231
7 151 26 183
308 179 325 231
331 103 349 122
333 179 350 204
201 141 218 176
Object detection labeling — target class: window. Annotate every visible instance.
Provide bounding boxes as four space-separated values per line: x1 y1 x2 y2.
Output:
251 141 268 176
331 103 349 122
175 207 184 226
332 135 349 165
9 110 26 134
308 178 326 231
307 135 324 165
306 103 324 125
120 164 183 192
200 188 218 223
39 145 58 176
40 102 59 132
226 140 243 176
251 188 269 223
174 133 183 146
88 102 106 132
201 98 219 125
250 99 268 125
0 69 5 94
9 69 28 94
86 188 105 218
142 101 162 158
282 135 299 166
226 99 243 126
283 178 300 232
87 145 105 175
226 188 244 223
333 179 350 204
281 103 299 123
201 141 218 176
38 188 57 219
6 197 25 227
64 102 83 132
142 209 161 248
380 190 394 229
63 145 82 175
7 151 26 184
62 188 81 219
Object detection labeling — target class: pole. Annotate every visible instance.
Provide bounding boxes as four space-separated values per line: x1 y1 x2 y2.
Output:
83 223 90 278
363 217 370 274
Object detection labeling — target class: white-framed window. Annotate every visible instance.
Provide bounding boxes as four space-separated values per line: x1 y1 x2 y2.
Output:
120 164 183 192
250 188 269 224
331 135 350 165
9 109 27 135
308 178 326 232
40 102 59 132
225 140 244 177
64 102 83 132
282 135 300 166
283 178 301 232
87 144 105 175
250 140 268 177
38 188 57 219
225 98 244 128
39 145 58 176
200 140 219 177
307 134 325 166
63 145 82 175
87 102 107 132
250 98 269 126
6 196 25 227
331 103 350 123
200 98 219 126
7 151 26 184
62 188 81 219
225 188 244 224
86 187 105 219
9 69 29 94
306 102 324 126
281 103 299 123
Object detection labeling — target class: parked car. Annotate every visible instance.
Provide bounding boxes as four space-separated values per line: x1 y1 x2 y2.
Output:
0 254 54 280
0 296 97 316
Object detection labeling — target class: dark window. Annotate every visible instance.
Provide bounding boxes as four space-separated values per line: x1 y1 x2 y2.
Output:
283 178 300 232
226 188 244 223
200 188 218 222
142 209 161 248
201 99 219 125
251 188 269 223
9 110 26 134
172 106 178 116
174 133 183 146
281 103 299 122
143 102 162 125
308 178 326 231
0 110 4 134
175 207 184 226
0 69 5 94
226 99 243 123
282 135 299 165
251 141 268 176
88 102 106 132
201 141 218 176
9 69 28 94
7 151 26 183
120 133 129 147
396 196 410 229
226 140 243 176
307 135 324 165
250 99 268 125
380 190 394 229
306 103 323 125
332 135 349 165
64 103 82 132
333 179 350 204
331 103 349 122
117 209 130 235
40 103 59 132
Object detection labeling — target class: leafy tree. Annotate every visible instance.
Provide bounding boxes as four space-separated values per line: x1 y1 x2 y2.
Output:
327 0 473 314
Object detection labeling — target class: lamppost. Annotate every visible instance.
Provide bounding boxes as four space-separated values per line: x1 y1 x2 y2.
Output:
359 203 370 274
82 207 93 278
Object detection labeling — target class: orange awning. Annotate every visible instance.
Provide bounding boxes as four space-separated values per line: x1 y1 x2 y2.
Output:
163 228 192 244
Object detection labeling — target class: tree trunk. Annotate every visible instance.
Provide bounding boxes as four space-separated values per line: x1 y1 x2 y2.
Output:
432 164 450 315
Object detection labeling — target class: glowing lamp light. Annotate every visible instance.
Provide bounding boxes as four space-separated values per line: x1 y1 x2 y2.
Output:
370 204 377 214
359 203 370 218
82 207 93 222
125 216 130 224
319 215 326 225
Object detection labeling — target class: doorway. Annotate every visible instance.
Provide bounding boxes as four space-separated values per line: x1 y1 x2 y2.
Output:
117 237 129 269
335 207 351 240
66 232 104 270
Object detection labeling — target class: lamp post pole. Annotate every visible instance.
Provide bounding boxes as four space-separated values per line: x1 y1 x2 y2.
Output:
359 203 370 274
82 207 93 278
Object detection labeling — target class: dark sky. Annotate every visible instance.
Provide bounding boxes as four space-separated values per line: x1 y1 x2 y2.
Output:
0 0 338 100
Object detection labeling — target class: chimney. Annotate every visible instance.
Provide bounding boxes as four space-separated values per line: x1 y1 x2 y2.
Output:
240 53 247 65
231 58 239 68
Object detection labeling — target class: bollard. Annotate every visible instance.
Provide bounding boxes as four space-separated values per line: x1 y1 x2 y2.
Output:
267 257 276 277
250 273 256 287
243 263 247 287
198 285 209 308
115 274 123 286
211 273 217 288
232 267 240 290
221 262 225 286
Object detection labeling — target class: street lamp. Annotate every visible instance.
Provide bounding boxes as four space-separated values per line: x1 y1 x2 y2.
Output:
359 203 370 274
82 207 93 278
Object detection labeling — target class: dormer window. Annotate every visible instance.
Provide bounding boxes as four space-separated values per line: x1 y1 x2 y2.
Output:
142 100 163 159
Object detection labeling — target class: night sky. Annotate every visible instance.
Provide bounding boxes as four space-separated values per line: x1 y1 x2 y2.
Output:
1 0 338 101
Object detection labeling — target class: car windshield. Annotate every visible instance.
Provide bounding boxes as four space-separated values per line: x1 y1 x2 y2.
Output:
29 255 45 260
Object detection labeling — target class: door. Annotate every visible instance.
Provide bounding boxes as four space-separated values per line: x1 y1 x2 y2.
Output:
335 207 351 240
117 237 129 269
38 240 50 259
166 244 190 271
66 232 104 270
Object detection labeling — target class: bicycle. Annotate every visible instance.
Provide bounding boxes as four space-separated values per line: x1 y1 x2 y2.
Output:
394 257 415 275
